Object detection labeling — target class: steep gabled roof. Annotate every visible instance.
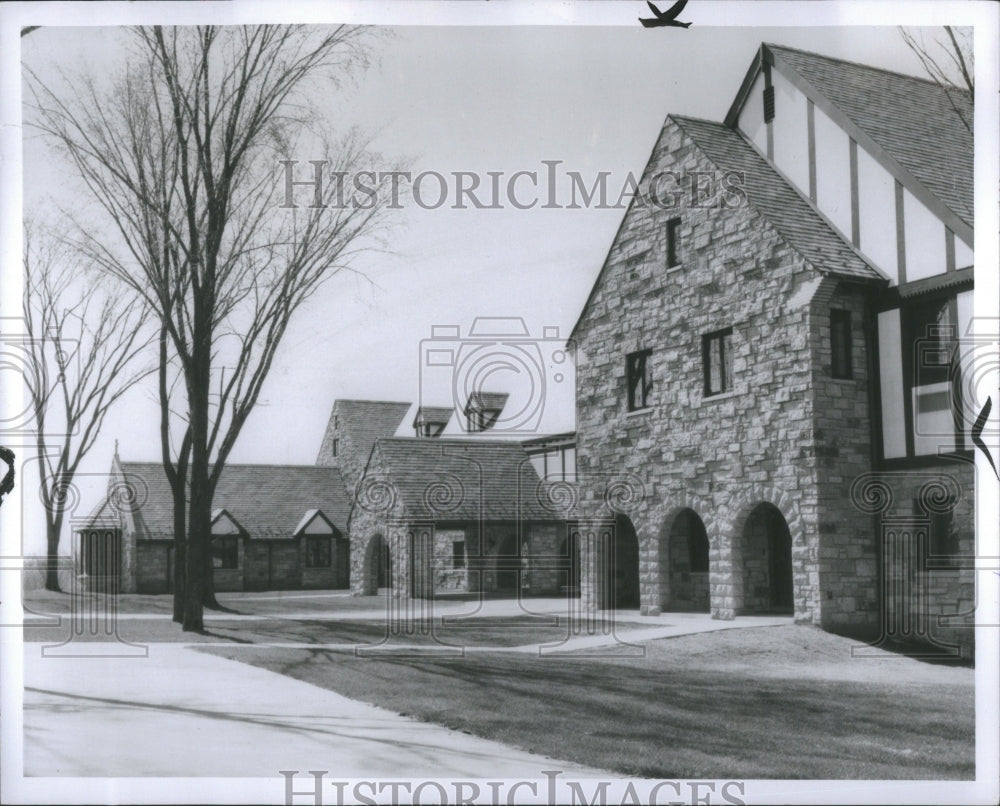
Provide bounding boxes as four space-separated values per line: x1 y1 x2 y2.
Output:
727 43 973 235
365 437 557 521
114 461 351 539
673 115 885 283
335 399 411 457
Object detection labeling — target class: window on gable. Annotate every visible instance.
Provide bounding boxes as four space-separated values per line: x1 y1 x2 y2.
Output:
212 536 239 570
702 328 734 396
306 536 332 568
907 297 959 456
666 217 681 268
452 540 466 569
763 85 775 123
331 438 339 458
830 309 853 379
626 349 653 411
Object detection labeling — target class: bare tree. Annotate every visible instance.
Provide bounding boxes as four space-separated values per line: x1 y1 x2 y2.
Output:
27 25 395 630
22 226 154 591
899 26 973 134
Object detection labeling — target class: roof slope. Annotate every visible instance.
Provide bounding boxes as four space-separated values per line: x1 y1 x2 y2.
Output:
768 44 973 227
116 462 351 539
673 114 885 283
337 400 411 458
365 438 558 521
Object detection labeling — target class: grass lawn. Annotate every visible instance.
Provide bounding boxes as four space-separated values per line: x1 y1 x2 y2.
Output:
200 625 974 780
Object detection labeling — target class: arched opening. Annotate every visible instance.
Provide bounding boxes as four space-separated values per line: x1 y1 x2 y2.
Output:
365 534 391 594
604 515 640 610
558 530 581 597
661 509 710 612
741 504 793 614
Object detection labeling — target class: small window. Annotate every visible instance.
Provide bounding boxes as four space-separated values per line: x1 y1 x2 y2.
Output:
702 328 734 396
306 536 331 568
830 309 853 379
452 540 466 569
212 536 239 570
626 349 653 411
417 422 445 438
666 218 681 268
332 438 339 458
763 85 775 123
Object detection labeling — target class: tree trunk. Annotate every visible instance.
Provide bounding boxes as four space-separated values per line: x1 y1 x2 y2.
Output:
44 527 62 592
183 331 211 633
202 548 220 609
171 488 186 623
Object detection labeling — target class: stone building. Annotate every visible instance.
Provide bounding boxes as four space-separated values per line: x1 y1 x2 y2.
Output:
568 43 975 653
74 455 351 593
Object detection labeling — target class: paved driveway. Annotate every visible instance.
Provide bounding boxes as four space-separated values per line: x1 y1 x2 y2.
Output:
23 642 608 778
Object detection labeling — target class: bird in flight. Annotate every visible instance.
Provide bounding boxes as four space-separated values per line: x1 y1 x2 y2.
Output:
639 0 693 28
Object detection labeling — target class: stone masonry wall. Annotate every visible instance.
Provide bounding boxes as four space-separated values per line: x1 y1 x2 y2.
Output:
809 281 880 627
573 117 830 623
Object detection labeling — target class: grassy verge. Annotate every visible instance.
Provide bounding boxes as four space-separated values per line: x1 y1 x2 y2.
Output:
199 625 974 780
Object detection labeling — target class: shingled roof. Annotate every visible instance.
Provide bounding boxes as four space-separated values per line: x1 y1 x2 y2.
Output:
335 400 411 458
364 437 559 521
113 461 351 539
672 114 885 283
766 44 973 228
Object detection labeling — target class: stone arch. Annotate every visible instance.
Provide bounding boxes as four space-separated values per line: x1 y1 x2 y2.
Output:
362 533 391 595
658 508 711 612
737 503 794 615
601 514 640 610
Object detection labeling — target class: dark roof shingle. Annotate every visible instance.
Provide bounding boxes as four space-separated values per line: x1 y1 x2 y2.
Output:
336 400 411 460
116 462 351 539
365 438 557 521
672 115 885 283
767 44 973 227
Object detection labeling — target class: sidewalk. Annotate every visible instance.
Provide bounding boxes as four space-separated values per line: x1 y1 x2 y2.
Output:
23 642 609 778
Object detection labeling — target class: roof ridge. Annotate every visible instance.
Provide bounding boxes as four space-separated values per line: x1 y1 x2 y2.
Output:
763 41 972 95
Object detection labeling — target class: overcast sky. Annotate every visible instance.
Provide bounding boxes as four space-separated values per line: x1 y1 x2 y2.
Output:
11 12 983 553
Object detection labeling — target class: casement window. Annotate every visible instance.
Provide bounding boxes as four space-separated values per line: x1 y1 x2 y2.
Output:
877 290 971 461
666 217 682 268
626 349 653 411
452 540 466 570
212 536 239 570
702 328 734 396
305 536 332 568
830 309 853 379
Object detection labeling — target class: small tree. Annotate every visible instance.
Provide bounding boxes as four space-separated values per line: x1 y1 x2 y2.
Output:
899 26 973 133
28 25 395 629
22 226 154 591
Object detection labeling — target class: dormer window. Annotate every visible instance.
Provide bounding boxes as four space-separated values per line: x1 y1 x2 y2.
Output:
463 392 508 433
417 422 445 438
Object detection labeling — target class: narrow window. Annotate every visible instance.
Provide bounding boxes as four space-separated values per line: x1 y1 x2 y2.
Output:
666 217 681 268
763 85 775 123
702 328 734 396
332 438 339 458
830 309 853 379
452 540 466 569
626 349 653 411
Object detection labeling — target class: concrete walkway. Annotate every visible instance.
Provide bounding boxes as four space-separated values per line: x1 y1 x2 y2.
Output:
23 642 609 778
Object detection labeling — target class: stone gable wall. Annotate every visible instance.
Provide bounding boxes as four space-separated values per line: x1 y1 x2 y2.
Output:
574 117 850 625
